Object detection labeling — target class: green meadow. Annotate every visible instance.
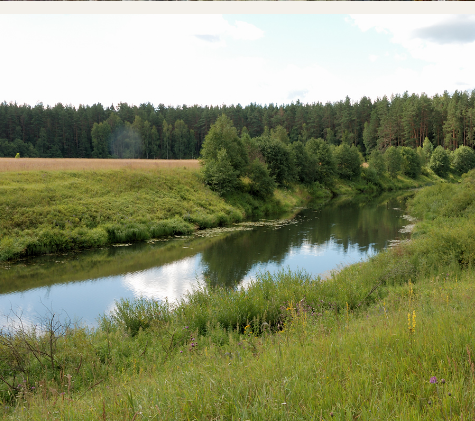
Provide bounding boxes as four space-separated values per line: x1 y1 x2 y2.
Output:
1 170 475 420
0 167 307 263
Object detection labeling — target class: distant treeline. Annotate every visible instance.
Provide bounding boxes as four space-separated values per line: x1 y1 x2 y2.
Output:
1 90 475 159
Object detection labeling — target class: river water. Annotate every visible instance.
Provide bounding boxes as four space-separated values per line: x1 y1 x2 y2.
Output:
0 192 413 328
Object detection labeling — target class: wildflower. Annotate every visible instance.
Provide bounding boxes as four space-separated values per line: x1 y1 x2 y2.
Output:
430 376 437 384
440 379 446 384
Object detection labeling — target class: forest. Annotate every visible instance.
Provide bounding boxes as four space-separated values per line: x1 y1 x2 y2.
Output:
1 90 475 161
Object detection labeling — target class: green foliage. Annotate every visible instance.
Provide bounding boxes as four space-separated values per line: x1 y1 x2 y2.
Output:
429 145 450 177
400 146 421 178
362 110 379 153
333 143 362 180
422 137 434 165
289 141 315 185
325 127 337 145
452 145 475 175
106 298 171 336
202 148 240 196
305 137 336 184
246 159 276 199
0 139 38 158
91 122 111 158
368 149 386 175
408 170 475 266
258 138 295 186
360 166 383 190
384 146 403 177
200 114 248 176
270 125 289 144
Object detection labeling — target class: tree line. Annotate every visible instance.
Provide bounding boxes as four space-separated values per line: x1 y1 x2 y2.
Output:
1 90 475 160
201 114 475 198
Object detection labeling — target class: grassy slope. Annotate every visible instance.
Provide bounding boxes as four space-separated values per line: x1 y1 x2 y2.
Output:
0 168 305 262
2 172 475 419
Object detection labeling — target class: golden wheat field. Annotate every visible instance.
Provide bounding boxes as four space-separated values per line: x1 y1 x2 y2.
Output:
0 158 200 172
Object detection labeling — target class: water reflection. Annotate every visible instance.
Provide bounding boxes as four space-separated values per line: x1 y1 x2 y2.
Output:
0 193 412 327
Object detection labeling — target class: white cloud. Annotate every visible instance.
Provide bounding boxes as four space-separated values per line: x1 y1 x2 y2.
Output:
369 54 378 62
349 15 475 98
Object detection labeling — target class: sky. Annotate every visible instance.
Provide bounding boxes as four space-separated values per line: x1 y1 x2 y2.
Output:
1 14 475 108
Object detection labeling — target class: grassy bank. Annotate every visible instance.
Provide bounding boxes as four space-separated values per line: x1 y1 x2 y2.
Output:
331 166 445 196
0 160 441 263
0 167 307 262
2 171 475 419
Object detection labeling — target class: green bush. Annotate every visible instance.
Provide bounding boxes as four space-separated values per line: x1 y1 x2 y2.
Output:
452 145 475 175
384 146 403 177
360 166 383 189
333 143 362 180
400 146 421 178
368 149 386 175
258 138 296 186
290 141 314 184
201 148 240 195
247 159 276 199
429 145 450 177
106 298 172 336
200 114 248 176
305 138 336 184
422 137 434 165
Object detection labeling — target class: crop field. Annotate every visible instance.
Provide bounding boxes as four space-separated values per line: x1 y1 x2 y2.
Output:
0 158 200 172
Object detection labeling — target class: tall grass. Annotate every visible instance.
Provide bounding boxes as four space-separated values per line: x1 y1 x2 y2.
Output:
0 168 238 261
2 266 475 420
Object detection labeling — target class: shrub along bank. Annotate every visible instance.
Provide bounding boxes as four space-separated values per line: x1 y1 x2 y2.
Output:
2 171 475 419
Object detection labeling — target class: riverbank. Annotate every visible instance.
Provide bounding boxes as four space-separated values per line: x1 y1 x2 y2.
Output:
0 167 308 262
0 162 440 263
2 170 475 419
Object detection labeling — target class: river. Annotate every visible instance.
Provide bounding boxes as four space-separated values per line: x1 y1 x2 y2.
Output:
0 192 413 328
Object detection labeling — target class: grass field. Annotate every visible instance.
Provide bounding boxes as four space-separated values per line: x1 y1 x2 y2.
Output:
0 158 199 172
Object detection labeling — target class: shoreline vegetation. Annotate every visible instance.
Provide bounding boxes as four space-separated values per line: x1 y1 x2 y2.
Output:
1 170 475 419
0 159 436 263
